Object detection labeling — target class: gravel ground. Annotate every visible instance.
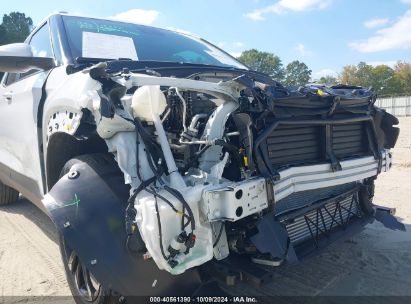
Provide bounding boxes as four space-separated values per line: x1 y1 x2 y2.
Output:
0 117 410 303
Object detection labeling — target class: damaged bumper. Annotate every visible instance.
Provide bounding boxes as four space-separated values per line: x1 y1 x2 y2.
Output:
41 61 403 295
42 149 403 295
202 150 392 223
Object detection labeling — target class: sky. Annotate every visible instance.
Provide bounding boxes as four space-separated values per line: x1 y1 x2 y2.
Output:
1 0 411 79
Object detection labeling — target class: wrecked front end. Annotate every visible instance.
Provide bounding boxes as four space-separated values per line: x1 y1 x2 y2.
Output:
44 61 401 296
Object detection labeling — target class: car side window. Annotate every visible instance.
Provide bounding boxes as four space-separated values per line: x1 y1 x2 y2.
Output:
4 73 19 86
29 24 53 58
19 24 54 80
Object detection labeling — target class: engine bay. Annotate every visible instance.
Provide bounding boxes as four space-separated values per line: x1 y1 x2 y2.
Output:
63 61 399 275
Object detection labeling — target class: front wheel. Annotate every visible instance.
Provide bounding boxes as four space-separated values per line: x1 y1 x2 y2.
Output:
59 234 111 304
58 154 119 304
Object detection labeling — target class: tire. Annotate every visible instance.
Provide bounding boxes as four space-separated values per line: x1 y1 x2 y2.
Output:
0 181 19 206
59 153 118 178
58 153 119 304
59 234 117 304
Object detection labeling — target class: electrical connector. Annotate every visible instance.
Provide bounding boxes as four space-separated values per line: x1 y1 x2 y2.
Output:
168 259 178 268
184 233 196 254
168 231 188 258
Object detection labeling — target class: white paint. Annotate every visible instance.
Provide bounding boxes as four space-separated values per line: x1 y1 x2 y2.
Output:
0 43 32 57
46 110 82 141
202 178 268 222
96 110 135 139
0 70 48 197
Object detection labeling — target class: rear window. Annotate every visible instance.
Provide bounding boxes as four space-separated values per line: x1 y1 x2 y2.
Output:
62 16 247 69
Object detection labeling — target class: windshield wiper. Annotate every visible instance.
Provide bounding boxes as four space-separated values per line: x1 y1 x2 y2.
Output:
75 57 134 64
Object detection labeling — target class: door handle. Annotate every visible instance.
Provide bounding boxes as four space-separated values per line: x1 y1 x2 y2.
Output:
2 91 13 102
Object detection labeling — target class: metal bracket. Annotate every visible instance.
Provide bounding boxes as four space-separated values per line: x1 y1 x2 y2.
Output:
265 178 276 213
366 120 383 173
325 124 342 172
327 96 341 116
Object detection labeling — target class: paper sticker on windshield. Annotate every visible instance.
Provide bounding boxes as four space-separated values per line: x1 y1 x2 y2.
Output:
82 32 138 60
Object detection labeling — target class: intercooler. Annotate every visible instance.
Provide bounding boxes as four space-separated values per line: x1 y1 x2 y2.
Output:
275 183 356 215
277 188 363 246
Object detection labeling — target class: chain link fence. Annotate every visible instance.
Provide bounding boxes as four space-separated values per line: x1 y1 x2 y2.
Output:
376 96 411 117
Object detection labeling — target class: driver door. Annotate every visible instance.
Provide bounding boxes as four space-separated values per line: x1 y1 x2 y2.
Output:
0 22 54 204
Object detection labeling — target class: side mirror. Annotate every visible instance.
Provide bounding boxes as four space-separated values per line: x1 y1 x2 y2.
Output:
0 43 56 73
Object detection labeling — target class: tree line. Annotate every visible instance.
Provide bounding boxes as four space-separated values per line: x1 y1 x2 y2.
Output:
0 12 410 97
237 49 411 97
0 12 33 80
0 12 32 45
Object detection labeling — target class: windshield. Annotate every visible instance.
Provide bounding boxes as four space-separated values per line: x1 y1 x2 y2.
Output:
62 16 247 69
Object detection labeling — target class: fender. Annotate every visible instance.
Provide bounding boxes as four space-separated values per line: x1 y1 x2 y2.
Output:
43 160 210 296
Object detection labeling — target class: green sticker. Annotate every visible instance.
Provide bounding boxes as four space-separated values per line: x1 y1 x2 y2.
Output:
77 21 140 37
50 194 80 216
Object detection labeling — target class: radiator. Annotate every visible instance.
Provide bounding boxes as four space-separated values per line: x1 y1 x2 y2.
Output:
265 121 370 168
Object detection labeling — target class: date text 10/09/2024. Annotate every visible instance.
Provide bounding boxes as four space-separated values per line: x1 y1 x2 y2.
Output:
149 297 258 303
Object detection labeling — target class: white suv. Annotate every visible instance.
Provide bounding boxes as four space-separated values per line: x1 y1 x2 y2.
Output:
0 13 401 303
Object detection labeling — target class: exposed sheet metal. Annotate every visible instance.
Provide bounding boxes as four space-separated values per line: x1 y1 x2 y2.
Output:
202 178 268 222
113 72 244 101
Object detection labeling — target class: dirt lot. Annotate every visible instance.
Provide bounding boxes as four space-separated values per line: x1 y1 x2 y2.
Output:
0 118 410 303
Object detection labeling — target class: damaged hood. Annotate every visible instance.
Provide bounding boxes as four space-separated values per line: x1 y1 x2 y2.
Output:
71 59 279 85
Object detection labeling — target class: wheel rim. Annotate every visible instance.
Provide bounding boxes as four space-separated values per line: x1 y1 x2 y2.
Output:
67 251 101 302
